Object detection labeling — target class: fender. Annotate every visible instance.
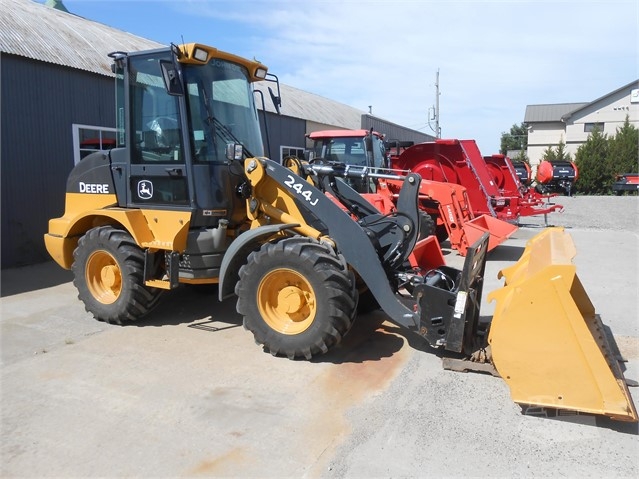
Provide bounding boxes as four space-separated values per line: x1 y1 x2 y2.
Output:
218 223 300 301
45 202 191 269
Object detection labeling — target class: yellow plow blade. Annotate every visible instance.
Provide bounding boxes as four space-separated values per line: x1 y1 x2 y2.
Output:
487 227 638 422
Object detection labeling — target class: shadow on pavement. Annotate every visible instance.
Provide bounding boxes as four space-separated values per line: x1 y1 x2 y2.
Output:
1 261 74 297
317 310 405 364
486 244 525 262
125 284 242 328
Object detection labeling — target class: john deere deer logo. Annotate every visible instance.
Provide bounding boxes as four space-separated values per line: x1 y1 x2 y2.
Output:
138 180 153 200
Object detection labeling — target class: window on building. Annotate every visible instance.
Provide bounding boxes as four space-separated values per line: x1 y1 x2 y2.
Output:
280 146 305 163
584 122 605 133
72 124 117 165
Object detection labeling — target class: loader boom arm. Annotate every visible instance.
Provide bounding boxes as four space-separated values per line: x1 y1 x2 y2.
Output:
227 157 490 357
244 158 422 329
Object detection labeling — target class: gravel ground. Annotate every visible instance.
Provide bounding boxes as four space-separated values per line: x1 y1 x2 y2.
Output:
517 194 639 232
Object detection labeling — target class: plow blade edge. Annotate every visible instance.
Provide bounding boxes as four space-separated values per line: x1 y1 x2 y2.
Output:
487 227 638 422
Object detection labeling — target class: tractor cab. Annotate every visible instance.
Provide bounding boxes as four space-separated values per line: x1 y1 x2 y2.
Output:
106 43 278 227
307 129 388 193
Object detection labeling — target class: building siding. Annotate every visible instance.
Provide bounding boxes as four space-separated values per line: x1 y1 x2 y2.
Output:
564 87 638 156
525 81 639 165
259 111 307 161
1 54 115 267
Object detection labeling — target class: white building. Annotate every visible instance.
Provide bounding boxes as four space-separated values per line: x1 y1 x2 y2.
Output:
524 80 639 166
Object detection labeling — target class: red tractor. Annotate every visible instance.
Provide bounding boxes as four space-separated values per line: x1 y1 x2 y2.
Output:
307 130 516 256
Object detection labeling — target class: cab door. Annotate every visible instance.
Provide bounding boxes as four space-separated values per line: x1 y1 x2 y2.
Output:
126 52 191 209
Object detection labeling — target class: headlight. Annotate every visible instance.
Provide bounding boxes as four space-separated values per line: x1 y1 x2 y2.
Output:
193 48 208 62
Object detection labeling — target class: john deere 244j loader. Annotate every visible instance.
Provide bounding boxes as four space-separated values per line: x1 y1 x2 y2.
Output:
44 43 637 422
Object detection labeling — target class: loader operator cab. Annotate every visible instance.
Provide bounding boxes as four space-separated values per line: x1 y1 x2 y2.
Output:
308 130 388 193
108 44 275 226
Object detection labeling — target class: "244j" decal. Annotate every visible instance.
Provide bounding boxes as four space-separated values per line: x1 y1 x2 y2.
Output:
284 175 318 206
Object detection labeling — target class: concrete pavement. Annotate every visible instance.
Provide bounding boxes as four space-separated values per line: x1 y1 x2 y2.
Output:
1 226 638 477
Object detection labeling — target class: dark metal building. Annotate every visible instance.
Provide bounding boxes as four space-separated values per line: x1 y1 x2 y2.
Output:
1 0 164 268
2 56 115 266
1 0 433 268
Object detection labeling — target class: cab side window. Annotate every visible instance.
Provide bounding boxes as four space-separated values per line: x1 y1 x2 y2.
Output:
129 55 185 164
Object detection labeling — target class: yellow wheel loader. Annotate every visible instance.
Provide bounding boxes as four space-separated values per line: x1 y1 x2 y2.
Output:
44 43 637 422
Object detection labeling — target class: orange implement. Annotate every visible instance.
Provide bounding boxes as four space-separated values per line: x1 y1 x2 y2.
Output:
387 178 518 256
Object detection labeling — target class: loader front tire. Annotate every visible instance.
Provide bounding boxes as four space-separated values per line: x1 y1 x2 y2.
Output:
72 226 163 324
236 237 357 360
418 211 436 240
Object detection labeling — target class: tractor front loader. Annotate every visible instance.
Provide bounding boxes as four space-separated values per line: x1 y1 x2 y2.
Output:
44 42 636 422
307 129 517 256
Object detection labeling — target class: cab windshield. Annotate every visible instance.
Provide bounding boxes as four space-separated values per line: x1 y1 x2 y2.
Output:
312 135 387 168
183 59 264 162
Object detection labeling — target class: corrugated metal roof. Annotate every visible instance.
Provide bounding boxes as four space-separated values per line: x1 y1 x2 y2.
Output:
0 0 366 127
255 82 364 126
525 79 638 123
0 0 164 77
523 103 588 123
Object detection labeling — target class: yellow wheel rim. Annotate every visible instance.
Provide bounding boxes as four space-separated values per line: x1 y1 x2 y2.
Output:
257 268 317 335
85 250 122 304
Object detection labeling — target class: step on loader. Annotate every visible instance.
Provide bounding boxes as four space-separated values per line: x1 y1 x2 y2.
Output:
44 42 637 422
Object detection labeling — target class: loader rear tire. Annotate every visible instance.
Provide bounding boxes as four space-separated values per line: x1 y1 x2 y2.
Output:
236 237 357 360
72 226 163 324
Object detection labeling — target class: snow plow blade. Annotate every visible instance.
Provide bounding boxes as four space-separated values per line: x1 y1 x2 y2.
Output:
460 214 518 255
487 227 638 422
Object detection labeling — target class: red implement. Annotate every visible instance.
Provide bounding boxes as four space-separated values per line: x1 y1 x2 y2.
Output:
483 154 563 217
393 138 563 221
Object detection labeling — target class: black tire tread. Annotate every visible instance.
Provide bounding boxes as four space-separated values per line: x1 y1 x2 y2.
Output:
236 237 357 360
418 210 436 240
72 226 163 324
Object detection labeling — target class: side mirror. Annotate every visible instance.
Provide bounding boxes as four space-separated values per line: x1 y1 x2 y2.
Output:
160 60 183 96
268 87 281 115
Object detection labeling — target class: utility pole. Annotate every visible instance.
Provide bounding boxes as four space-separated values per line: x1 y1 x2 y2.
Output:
428 69 441 138
434 69 440 138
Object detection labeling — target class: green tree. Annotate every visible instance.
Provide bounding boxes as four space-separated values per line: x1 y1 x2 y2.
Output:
510 149 529 165
542 140 571 162
574 127 611 194
541 145 557 162
608 116 638 175
500 123 528 155
554 140 572 162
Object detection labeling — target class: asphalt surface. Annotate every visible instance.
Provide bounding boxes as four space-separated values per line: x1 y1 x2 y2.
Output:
1 196 638 478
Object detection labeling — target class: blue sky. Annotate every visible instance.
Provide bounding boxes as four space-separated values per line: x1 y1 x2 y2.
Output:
39 0 638 154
